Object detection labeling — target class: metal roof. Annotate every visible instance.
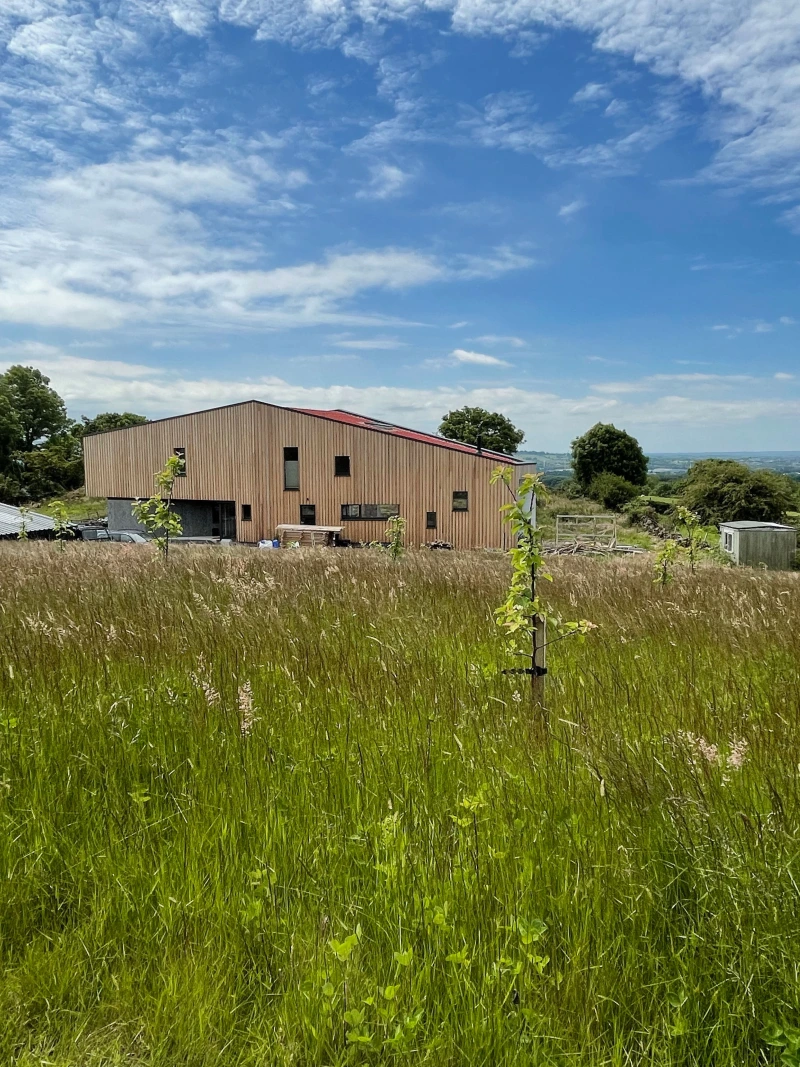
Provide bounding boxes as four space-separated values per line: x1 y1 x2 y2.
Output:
291 408 523 463
0 503 56 538
718 520 795 530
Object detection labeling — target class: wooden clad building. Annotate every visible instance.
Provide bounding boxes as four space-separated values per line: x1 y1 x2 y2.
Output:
83 401 535 549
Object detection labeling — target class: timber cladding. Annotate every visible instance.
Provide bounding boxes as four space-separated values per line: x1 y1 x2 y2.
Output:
83 401 532 549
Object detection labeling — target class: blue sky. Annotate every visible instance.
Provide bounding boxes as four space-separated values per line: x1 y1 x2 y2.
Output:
0 0 798 451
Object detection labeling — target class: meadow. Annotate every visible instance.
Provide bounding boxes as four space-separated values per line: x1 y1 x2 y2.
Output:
1 543 799 1065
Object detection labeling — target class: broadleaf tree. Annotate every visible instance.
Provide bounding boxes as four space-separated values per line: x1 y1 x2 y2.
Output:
1 366 69 450
80 412 149 436
571 423 648 491
439 407 525 456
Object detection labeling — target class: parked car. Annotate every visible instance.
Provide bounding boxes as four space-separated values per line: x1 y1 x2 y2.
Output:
76 526 148 544
76 525 110 541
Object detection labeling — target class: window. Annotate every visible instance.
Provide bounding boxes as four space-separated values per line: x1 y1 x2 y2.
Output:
723 531 733 551
334 454 351 477
174 446 186 476
300 504 316 525
452 491 468 512
426 511 437 529
341 503 400 521
242 504 252 522
284 447 299 490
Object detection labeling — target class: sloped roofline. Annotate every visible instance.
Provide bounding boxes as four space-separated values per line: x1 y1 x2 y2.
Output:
82 399 526 463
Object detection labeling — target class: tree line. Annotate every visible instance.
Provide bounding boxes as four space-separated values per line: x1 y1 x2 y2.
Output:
1 375 796 525
0 365 146 504
439 406 798 525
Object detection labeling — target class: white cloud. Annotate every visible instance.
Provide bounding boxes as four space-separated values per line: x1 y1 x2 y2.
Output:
0 151 531 329
356 162 414 199
590 380 648 395
5 0 800 208
333 337 406 349
572 82 611 105
156 0 800 201
450 348 511 366
780 316 796 325
4 350 798 447
558 198 586 218
472 335 527 347
775 372 795 380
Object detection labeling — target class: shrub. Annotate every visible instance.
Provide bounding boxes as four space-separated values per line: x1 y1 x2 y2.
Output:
557 478 584 499
588 473 641 511
681 459 797 525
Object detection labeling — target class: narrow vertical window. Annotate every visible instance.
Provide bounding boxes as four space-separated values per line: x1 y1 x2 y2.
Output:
426 511 437 529
334 455 351 477
452 491 468 512
284 447 299 490
174 447 186 475
241 504 252 522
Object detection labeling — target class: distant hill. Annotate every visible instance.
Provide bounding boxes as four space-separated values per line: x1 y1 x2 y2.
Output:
515 451 572 472
516 451 800 477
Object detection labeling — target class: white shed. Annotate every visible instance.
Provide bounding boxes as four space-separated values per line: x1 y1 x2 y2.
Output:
719 520 797 570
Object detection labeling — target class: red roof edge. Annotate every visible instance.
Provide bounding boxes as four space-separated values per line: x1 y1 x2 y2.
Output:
290 407 524 463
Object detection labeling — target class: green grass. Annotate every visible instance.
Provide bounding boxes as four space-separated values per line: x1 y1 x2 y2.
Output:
1 544 800 1065
35 489 107 522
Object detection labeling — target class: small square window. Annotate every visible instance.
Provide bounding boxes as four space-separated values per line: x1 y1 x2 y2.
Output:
426 511 437 529
174 447 186 475
452 491 468 512
335 455 351 477
300 504 316 525
242 504 252 522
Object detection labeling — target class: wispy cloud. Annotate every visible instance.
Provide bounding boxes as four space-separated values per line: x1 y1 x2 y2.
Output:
356 162 415 199
0 144 531 330
333 337 406 349
558 198 586 218
472 335 527 347
4 350 797 445
450 348 511 367
572 82 611 105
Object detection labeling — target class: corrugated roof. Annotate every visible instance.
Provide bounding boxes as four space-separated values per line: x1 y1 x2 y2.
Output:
719 520 795 530
0 503 56 538
291 408 523 463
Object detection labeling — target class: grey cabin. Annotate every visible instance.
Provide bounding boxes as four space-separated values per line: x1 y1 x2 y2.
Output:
719 520 797 571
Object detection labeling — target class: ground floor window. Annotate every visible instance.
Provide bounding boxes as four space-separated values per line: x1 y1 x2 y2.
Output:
426 511 437 529
300 504 316 525
452 491 468 512
241 504 252 522
341 504 400 520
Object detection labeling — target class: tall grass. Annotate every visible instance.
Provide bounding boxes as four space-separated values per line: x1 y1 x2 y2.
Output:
1 544 799 1065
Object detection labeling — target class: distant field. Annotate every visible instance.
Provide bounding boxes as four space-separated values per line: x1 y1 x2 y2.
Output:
1 545 799 1065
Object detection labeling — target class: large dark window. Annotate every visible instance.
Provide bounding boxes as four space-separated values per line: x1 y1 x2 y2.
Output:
426 511 437 529
174 447 186 476
452 491 468 512
241 504 252 522
341 503 400 521
284 447 299 490
300 504 316 525
334 455 351 477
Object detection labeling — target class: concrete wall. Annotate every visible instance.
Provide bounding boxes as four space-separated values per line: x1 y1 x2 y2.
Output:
107 498 233 538
724 527 797 570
